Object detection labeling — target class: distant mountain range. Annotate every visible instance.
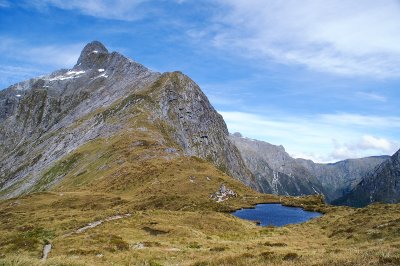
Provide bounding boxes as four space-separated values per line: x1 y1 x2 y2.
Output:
230 133 391 204
230 132 324 197
297 155 390 201
334 150 400 207
0 41 398 208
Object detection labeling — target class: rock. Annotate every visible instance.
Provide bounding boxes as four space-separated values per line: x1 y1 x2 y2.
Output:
230 133 388 202
0 41 260 198
131 243 145 249
42 244 52 260
149 72 259 190
0 41 159 198
210 183 237 202
334 150 400 207
165 147 177 153
232 132 242 138
230 134 324 196
75 41 109 69
297 155 389 201
220 184 226 193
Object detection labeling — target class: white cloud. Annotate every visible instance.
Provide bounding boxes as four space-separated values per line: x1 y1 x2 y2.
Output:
331 141 358 161
26 0 146 21
220 111 399 163
356 91 387 102
320 113 400 128
330 135 398 160
0 37 83 88
358 135 395 152
207 93 242 106
211 0 400 78
0 65 42 88
0 37 82 69
289 151 329 164
27 44 82 67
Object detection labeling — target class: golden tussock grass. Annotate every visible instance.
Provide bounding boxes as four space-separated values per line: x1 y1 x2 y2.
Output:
1 106 399 265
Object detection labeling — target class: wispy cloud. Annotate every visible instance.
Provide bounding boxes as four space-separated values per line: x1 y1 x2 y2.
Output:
331 135 398 160
357 135 395 152
220 111 399 162
0 0 10 8
0 37 83 88
208 0 400 78
356 91 387 102
200 81 257 108
27 44 82 67
0 37 82 68
320 113 400 128
0 65 43 88
25 0 147 21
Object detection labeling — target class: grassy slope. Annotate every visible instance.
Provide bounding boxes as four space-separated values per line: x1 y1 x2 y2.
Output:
1 77 400 265
0 192 399 266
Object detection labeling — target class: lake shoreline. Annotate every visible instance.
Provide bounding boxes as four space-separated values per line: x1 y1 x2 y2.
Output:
232 203 323 227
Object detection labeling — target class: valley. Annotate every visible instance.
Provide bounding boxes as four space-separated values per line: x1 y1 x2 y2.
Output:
1 187 400 265
0 41 399 265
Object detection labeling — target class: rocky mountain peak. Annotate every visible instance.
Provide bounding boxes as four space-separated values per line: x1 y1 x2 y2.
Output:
232 132 243 138
75 41 109 69
0 41 261 198
230 134 324 196
333 149 400 207
394 150 400 161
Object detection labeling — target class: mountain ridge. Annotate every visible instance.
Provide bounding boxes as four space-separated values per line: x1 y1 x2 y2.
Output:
334 149 400 207
1 41 400 265
0 41 397 206
296 155 390 201
230 132 390 202
230 133 324 197
0 41 259 198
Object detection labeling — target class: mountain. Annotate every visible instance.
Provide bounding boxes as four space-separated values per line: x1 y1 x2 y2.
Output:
230 133 324 196
0 41 259 199
1 40 388 204
297 156 389 201
230 132 388 202
1 41 400 266
334 150 400 207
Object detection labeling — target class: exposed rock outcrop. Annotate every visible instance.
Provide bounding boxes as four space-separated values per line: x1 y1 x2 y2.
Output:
230 133 389 202
297 156 389 201
148 73 257 188
230 133 324 196
334 150 400 207
210 184 237 202
0 41 258 198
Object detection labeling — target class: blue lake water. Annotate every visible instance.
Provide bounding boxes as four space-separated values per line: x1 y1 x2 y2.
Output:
232 203 322 227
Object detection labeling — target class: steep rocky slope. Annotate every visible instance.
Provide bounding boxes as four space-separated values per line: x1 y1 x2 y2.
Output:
1 41 400 266
297 156 389 201
230 133 388 202
0 41 258 199
230 133 324 196
334 149 400 207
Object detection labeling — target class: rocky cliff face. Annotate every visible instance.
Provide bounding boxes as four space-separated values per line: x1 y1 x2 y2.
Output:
334 150 400 207
230 133 389 202
0 41 258 198
230 133 324 196
0 41 158 157
147 74 256 188
297 156 389 201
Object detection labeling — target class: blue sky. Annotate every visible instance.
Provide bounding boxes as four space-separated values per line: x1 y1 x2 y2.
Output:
1 0 399 162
